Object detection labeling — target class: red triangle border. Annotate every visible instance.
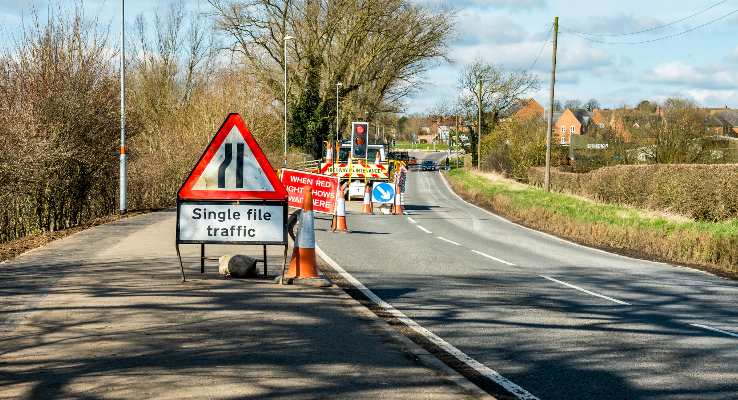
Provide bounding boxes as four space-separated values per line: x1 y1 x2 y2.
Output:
177 113 288 201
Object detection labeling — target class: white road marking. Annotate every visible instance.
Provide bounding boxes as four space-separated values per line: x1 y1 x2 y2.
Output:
315 246 540 400
471 250 516 266
437 236 461 246
407 217 417 224
690 323 738 338
540 275 631 305
417 225 432 234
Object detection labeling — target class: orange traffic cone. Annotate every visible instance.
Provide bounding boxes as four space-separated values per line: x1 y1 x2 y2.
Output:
362 184 373 214
284 186 330 286
393 182 404 215
333 183 349 232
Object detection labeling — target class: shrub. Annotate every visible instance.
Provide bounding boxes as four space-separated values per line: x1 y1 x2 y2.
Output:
528 164 738 221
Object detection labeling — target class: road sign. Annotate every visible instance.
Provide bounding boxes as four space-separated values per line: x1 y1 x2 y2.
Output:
281 169 339 214
319 161 388 179
351 122 369 159
177 201 286 244
175 114 289 281
178 113 288 201
372 182 396 204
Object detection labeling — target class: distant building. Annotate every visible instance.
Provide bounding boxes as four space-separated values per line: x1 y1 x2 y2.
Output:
513 99 545 120
554 109 592 144
705 108 738 137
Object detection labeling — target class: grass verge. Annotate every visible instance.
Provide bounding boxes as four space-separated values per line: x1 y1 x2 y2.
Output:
446 168 738 279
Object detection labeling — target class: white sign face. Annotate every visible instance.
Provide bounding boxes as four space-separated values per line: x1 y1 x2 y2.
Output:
178 203 284 243
192 126 275 192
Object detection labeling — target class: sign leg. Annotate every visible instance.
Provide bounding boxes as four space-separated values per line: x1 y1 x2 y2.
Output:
176 244 186 282
200 244 205 275
263 245 268 276
280 244 288 285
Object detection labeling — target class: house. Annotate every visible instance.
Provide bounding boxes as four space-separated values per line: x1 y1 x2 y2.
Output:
591 109 612 129
705 109 738 137
554 108 592 144
513 99 544 120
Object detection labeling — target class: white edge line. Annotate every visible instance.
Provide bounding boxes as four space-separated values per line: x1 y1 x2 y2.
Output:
690 323 738 339
315 245 540 400
437 236 461 246
471 250 516 266
437 172 678 269
417 225 432 234
540 275 631 306
407 217 418 224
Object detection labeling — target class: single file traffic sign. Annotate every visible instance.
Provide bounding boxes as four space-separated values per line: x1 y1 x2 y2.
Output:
372 182 396 204
175 114 289 281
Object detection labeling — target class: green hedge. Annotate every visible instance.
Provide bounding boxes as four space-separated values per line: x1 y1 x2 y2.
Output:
528 165 738 221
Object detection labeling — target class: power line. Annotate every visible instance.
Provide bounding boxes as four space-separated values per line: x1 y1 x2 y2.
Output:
527 23 553 72
562 0 729 37
563 8 738 45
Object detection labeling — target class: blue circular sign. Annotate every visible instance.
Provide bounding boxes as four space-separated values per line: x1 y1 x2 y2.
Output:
372 182 396 204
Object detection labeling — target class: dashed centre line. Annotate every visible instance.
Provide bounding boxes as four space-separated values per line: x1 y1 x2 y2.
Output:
471 250 516 266
540 275 631 305
416 225 432 234
437 236 461 246
690 323 738 338
407 217 417 224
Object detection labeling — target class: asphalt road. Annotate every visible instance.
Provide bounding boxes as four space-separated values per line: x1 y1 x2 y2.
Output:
315 151 738 400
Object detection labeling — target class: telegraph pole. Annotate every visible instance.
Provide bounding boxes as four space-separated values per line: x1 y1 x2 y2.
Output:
476 80 482 169
544 17 559 192
119 0 127 214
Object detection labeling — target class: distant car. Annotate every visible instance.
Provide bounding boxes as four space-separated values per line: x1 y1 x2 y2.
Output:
408 157 418 166
420 160 438 171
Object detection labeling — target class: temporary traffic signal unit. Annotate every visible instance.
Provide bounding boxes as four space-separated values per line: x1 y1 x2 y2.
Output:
351 122 369 159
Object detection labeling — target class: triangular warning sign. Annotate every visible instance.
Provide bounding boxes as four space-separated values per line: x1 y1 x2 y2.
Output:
178 113 287 201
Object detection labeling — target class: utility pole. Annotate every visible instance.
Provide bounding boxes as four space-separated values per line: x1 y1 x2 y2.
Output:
545 17 559 192
119 0 127 214
476 80 482 169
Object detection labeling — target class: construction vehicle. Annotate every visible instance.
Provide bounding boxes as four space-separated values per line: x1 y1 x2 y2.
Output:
319 142 390 198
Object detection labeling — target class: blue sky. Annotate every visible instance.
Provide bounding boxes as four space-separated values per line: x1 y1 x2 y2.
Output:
2 0 738 114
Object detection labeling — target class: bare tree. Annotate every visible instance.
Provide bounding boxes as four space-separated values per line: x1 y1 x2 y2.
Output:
564 99 582 110
209 0 453 157
458 59 538 167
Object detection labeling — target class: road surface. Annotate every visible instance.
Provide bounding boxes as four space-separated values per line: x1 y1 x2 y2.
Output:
315 151 738 400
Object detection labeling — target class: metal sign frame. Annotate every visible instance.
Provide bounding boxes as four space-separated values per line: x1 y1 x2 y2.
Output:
175 199 288 282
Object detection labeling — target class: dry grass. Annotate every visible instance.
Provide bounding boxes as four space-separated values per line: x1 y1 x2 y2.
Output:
448 169 738 279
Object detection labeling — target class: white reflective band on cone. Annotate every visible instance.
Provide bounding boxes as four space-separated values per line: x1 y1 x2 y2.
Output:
297 211 316 248
336 198 346 217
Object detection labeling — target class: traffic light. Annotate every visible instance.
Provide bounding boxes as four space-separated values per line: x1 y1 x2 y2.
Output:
351 122 368 159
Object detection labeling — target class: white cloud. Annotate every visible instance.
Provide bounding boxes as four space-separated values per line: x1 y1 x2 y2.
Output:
649 61 738 89
685 89 738 106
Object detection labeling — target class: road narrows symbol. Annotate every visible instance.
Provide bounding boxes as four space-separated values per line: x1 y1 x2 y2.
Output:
218 143 232 188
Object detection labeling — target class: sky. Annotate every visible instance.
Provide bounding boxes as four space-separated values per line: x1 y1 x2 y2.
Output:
2 0 738 114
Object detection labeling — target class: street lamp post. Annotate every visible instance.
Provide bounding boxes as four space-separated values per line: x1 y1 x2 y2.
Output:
333 82 342 174
283 35 294 168
335 82 342 150
119 0 127 214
